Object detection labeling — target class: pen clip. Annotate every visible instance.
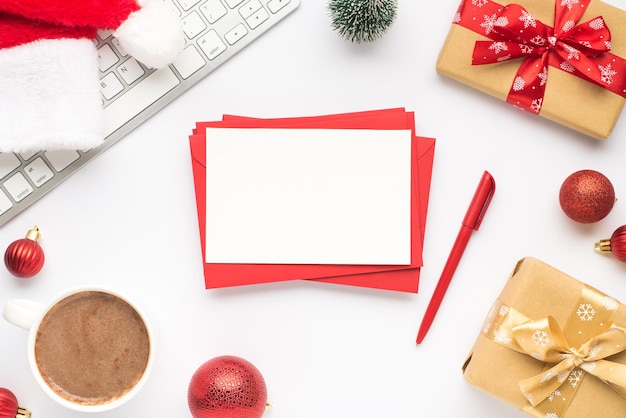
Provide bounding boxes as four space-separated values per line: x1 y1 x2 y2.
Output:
462 171 495 231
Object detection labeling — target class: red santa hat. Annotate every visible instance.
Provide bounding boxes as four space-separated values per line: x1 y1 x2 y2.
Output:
0 0 184 152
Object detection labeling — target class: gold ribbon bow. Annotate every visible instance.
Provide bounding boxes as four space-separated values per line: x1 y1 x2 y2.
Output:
482 285 626 416
512 316 626 406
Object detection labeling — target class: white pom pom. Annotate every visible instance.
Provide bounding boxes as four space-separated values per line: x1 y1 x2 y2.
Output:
113 0 184 69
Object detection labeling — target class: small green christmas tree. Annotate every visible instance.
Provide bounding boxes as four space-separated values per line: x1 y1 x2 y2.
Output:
328 0 398 43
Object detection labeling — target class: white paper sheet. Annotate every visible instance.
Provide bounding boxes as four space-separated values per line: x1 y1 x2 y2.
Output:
205 128 412 265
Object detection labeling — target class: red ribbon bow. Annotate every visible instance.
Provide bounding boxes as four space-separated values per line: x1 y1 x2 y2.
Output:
468 0 622 114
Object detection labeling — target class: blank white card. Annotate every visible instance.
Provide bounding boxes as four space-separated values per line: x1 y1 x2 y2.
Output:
205 128 412 265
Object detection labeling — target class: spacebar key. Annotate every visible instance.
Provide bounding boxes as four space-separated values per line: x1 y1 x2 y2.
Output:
103 66 180 138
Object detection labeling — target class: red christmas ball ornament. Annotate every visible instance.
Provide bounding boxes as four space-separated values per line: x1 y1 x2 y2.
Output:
4 226 45 278
595 225 626 262
559 170 616 223
188 356 268 418
0 388 31 418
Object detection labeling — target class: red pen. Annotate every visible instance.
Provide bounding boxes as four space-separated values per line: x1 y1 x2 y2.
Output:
416 171 495 344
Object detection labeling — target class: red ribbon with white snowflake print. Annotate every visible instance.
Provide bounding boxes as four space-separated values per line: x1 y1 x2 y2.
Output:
455 0 626 114
481 284 626 418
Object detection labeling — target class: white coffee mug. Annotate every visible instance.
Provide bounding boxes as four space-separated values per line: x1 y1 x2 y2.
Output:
3 287 154 413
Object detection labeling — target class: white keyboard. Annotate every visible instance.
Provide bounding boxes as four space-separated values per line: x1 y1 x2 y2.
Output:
0 0 300 227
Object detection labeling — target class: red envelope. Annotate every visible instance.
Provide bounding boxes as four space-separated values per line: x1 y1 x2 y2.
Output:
188 108 435 292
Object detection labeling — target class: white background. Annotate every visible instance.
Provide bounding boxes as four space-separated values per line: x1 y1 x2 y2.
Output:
2 1 626 417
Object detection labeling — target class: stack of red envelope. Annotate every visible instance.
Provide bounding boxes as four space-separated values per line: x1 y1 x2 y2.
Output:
188 108 435 292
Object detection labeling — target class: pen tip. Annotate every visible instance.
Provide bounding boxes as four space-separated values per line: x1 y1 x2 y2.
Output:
416 327 427 344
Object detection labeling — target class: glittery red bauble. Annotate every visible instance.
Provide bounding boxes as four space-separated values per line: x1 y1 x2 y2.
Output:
4 226 44 278
559 170 615 223
0 388 19 418
188 356 267 418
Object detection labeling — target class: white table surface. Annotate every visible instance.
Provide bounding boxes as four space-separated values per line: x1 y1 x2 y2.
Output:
3 1 626 417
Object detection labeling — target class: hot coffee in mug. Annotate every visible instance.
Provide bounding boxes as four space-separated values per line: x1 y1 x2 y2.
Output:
3 288 153 412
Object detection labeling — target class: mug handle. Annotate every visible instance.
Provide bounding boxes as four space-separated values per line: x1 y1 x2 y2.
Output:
3 299 45 331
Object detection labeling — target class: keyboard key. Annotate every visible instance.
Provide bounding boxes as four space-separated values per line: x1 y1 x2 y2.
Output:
100 73 125 100
268 0 290 13
97 30 114 40
225 0 245 7
200 0 228 23
239 0 262 19
176 0 202 11
24 158 54 187
225 23 248 45
117 58 146 84
173 45 206 79
182 11 207 39
0 153 21 179
0 190 12 215
246 7 269 29
4 173 33 202
19 151 37 161
97 44 119 72
162 0 181 16
112 38 128 57
198 30 227 60
44 150 81 172
103 67 181 138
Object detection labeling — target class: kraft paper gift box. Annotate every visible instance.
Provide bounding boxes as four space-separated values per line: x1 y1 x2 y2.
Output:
462 257 626 417
436 0 626 139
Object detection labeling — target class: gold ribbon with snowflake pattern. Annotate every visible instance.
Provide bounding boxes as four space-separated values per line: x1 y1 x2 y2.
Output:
482 285 626 417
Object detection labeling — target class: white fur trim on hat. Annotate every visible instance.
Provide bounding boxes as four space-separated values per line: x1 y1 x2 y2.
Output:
0 38 104 152
114 0 184 69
